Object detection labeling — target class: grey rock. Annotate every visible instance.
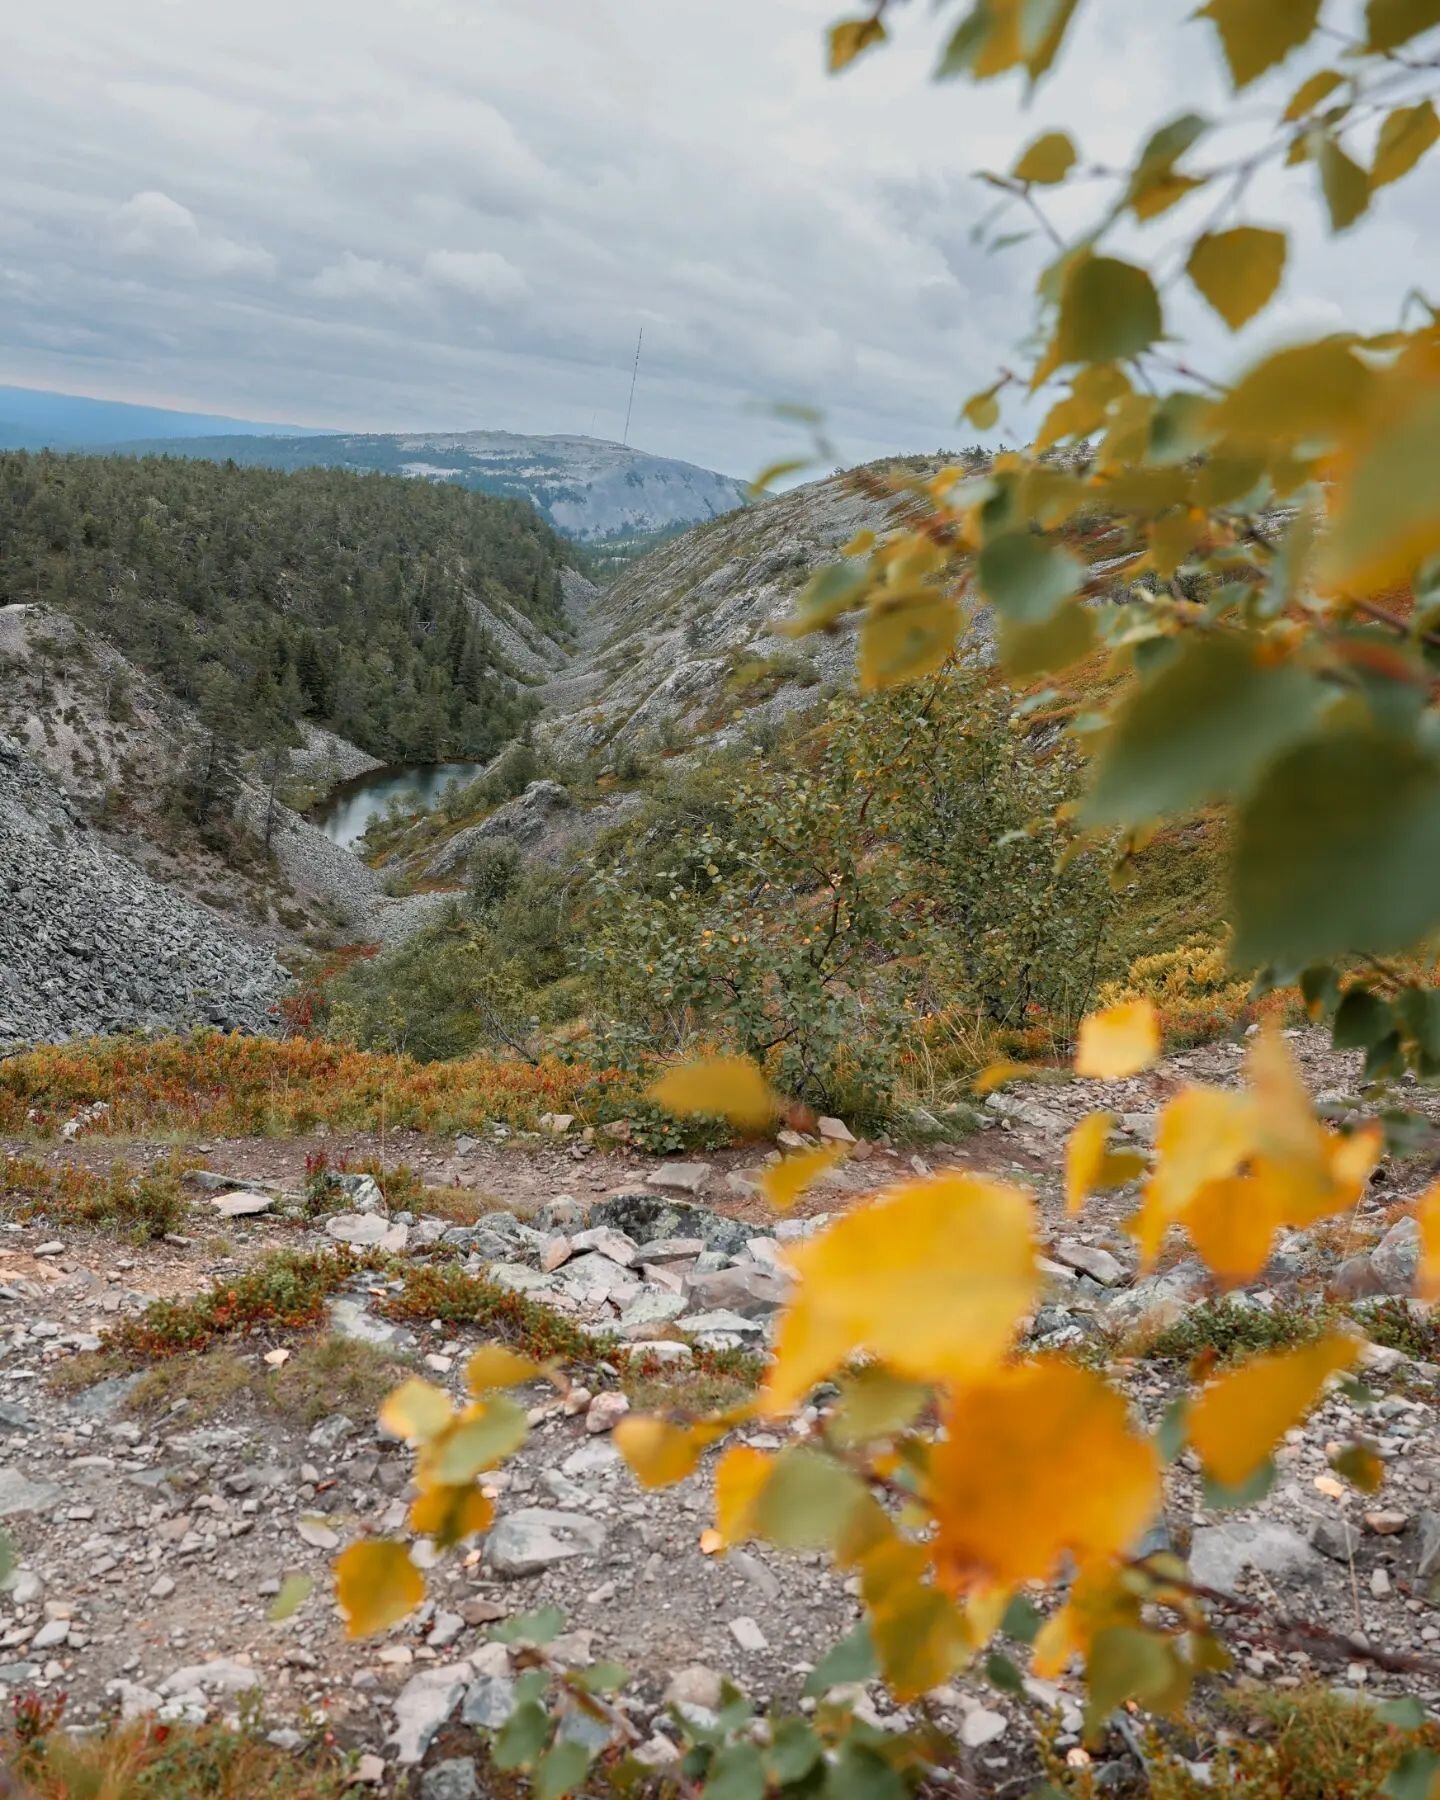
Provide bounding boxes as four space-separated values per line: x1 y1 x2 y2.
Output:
327 1297 398 1346
68 1373 144 1419
1370 1217 1421 1295
159 1658 261 1698
1189 1522 1320 1592
421 1759 480 1800
389 1662 473 1765
486 1509 607 1578
1051 1241 1127 1287
307 1415 355 1453
1416 1509 1440 1599
462 1674 517 1729
1313 1517 1364 1563
683 1264 790 1317
675 1308 766 1337
0 1467 61 1518
587 1195 751 1257
210 1190 273 1218
645 1162 711 1196
325 1212 405 1250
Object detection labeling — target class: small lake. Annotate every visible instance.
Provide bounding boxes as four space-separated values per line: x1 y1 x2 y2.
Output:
312 760 490 850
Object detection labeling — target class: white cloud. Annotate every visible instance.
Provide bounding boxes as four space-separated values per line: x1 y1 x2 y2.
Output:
423 248 528 306
309 251 417 306
0 0 1430 474
111 190 274 278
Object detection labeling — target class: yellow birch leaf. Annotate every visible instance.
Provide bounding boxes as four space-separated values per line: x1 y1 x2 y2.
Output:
1319 134 1371 232
615 1416 728 1488
1371 100 1439 189
1189 1334 1359 1488
465 1345 543 1393
1075 999 1161 1079
1186 228 1287 331
931 1358 1159 1591
1013 131 1077 184
424 1398 528 1485
829 16 886 72
973 1058 1036 1095
1184 1175 1282 1285
1418 1180 1440 1300
648 1056 777 1130
1321 353 1440 593
713 1444 774 1546
334 1540 425 1638
1284 68 1344 120
858 593 959 690
1200 0 1323 89
761 1175 1038 1414
1131 1086 1256 1269
408 1484 494 1547
378 1379 453 1445
1033 1563 1142 1678
1066 1111 1116 1215
761 1145 845 1212
1208 338 1373 446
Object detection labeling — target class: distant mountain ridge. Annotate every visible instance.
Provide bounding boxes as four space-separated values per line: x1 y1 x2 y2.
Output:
96 429 750 542
0 384 322 450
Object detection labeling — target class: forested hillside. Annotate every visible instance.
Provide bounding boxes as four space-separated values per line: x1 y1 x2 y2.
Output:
0 451 576 763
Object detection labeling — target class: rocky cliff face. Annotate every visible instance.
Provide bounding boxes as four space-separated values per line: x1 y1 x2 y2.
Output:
536 465 959 764
0 736 286 1049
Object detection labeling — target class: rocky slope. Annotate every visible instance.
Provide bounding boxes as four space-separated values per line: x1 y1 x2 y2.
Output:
98 432 749 543
1 1030 1437 1791
535 461 982 766
0 735 285 1047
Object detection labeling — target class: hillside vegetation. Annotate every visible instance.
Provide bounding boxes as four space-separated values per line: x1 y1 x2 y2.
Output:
0 450 574 764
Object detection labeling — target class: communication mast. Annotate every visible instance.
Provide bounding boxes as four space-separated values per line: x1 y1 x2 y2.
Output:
621 327 644 446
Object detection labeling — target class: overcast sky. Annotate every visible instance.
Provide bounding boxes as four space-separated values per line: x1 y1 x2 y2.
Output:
1 0 1430 477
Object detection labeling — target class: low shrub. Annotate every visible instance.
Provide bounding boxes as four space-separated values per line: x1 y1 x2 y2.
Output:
103 1250 363 1361
0 1153 190 1238
1138 1299 1330 1367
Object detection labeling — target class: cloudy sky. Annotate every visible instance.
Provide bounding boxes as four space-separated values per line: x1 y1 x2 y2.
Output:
1 0 1430 477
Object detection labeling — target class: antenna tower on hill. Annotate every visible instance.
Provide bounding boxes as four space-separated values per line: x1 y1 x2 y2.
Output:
621 327 644 446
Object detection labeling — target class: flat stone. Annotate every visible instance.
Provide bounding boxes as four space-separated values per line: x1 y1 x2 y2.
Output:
1189 1522 1319 1593
728 1616 768 1652
628 1340 693 1366
462 1674 517 1729
1051 1241 1127 1287
1313 1517 1362 1562
541 1237 573 1273
327 1297 398 1346
210 1190 274 1218
684 1265 790 1316
637 1237 706 1264
817 1116 856 1144
569 1227 639 1267
159 1658 260 1698
961 1707 1008 1748
325 1213 392 1248
421 1758 480 1800
68 1373 144 1420
0 1468 61 1518
538 1114 575 1136
486 1510 607 1578
1370 1217 1420 1294
644 1163 711 1196
615 1289 688 1336
297 1517 341 1550
676 1309 766 1337
489 1263 557 1294
389 1662 473 1765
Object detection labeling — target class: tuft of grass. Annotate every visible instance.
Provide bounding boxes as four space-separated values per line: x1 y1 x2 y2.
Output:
1137 1299 1330 1367
125 1349 255 1420
622 1358 759 1414
0 1152 191 1239
383 1261 619 1364
122 1333 413 1428
102 1249 366 1362
264 1333 414 1429
1351 1297 1440 1362
5 1710 356 1800
1156 1685 1440 1800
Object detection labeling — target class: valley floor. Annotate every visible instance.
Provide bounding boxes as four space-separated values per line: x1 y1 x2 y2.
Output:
2 1031 1440 1793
